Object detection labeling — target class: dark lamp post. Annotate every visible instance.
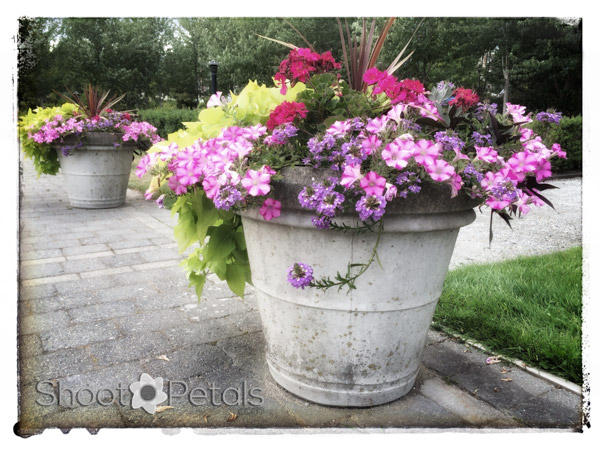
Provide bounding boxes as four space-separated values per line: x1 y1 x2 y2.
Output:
208 60 219 95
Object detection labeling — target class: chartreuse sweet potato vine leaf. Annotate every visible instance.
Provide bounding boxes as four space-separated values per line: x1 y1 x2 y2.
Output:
18 103 79 176
158 80 304 300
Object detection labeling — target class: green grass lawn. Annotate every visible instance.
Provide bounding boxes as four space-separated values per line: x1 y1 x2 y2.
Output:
434 246 582 384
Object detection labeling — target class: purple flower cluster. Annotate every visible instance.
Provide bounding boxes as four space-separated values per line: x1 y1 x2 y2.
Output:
434 131 465 152
463 163 484 182
472 131 492 146
355 194 387 221
535 111 562 124
266 124 298 145
396 171 422 197
437 80 456 92
60 141 83 156
298 177 345 229
489 180 519 203
474 102 498 120
287 262 314 289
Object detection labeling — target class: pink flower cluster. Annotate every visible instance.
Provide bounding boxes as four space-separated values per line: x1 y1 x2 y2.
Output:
274 48 341 95
29 115 84 143
266 101 308 130
28 111 161 148
449 87 479 110
139 124 282 221
302 101 566 224
363 68 440 119
119 120 161 143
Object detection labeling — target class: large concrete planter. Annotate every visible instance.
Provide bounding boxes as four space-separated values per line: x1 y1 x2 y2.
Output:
240 167 480 407
54 132 136 209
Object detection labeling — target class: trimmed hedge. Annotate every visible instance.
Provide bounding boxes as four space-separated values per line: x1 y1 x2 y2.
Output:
529 115 582 173
137 108 200 138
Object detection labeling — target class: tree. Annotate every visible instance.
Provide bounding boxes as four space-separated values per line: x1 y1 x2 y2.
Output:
17 17 59 110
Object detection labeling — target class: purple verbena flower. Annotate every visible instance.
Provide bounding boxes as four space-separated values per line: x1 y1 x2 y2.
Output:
213 185 243 210
287 262 314 289
535 111 562 124
355 194 387 222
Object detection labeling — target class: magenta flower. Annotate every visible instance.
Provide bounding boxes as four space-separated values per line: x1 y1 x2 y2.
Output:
475 146 498 164
340 163 363 188
384 183 398 201
326 120 352 137
426 159 455 182
507 151 538 174
412 140 440 166
505 102 532 124
259 198 281 221
486 197 511 210
136 153 157 178
552 143 567 159
360 171 386 196
365 116 389 135
207 91 224 107
360 134 382 155
241 169 271 196
535 159 552 182
168 176 188 195
363 67 387 85
176 162 202 186
202 176 221 199
382 140 411 170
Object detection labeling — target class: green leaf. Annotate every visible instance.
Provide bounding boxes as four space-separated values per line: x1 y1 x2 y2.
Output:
225 262 247 298
173 200 198 253
188 271 207 300
181 249 206 272
190 190 219 242
203 225 237 279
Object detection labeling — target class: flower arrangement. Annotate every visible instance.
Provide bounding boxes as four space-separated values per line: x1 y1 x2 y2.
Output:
140 47 565 298
19 85 161 176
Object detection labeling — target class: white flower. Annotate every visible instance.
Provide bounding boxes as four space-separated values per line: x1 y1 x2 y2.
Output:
129 373 168 414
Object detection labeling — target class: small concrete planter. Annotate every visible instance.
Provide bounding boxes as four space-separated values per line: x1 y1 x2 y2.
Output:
240 167 479 407
54 132 136 209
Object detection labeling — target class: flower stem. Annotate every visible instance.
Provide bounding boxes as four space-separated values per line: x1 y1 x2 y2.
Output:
310 220 384 293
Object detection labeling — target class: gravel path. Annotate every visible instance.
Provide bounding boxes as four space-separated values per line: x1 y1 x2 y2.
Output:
450 177 582 269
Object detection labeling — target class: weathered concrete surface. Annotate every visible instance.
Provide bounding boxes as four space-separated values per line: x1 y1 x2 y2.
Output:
16 158 583 436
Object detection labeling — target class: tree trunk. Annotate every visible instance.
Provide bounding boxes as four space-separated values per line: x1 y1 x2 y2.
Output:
502 53 510 114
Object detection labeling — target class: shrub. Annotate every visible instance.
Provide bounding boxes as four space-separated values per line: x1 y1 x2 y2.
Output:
137 108 200 138
529 115 582 173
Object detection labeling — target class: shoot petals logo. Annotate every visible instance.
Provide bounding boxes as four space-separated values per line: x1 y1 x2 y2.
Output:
129 373 168 414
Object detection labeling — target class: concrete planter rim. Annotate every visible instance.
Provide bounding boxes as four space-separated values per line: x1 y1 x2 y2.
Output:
54 131 139 150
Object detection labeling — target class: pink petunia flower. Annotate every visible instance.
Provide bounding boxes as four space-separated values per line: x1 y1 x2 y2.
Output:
259 198 281 221
426 159 455 182
552 143 567 159
360 134 382 155
412 140 440 166
202 176 221 199
535 159 552 182
168 175 188 195
382 139 412 170
241 169 271 196
340 163 363 189
507 151 538 174
475 146 498 164
360 171 386 196
326 120 352 137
